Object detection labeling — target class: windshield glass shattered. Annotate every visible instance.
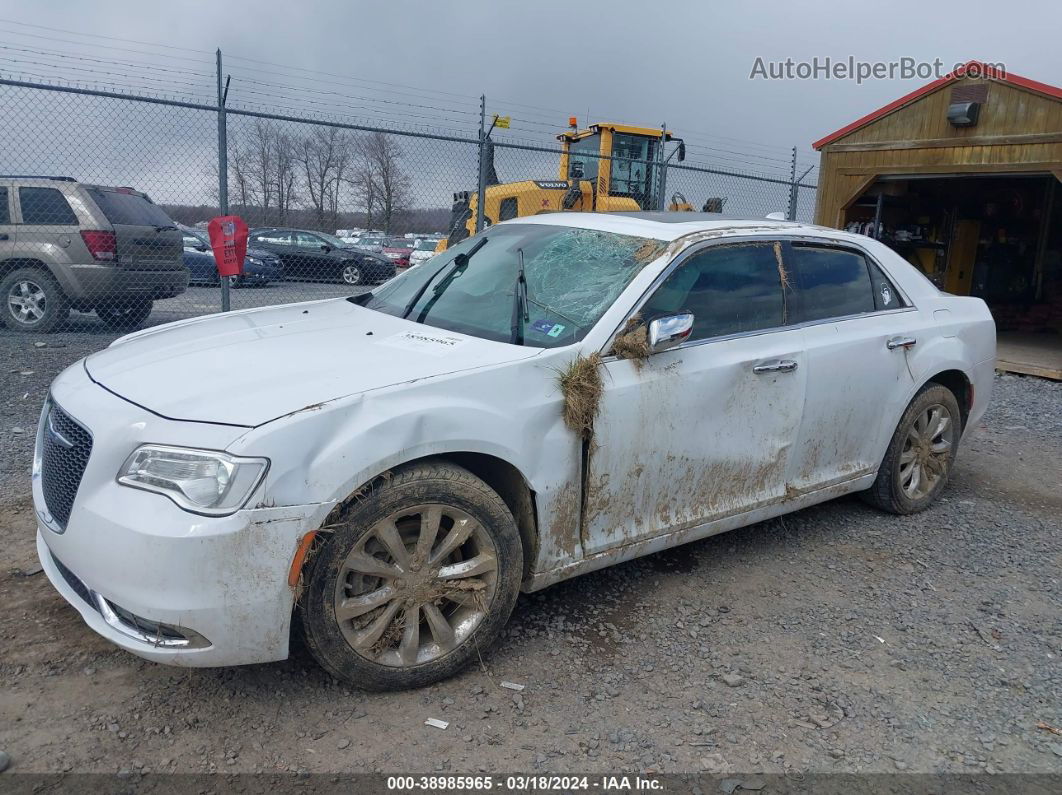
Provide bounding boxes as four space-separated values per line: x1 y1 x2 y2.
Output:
360 223 666 347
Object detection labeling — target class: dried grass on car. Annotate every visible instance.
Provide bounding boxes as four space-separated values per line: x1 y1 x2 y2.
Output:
557 353 603 440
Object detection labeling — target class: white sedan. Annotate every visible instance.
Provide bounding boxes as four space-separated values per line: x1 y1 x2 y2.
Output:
32 212 995 690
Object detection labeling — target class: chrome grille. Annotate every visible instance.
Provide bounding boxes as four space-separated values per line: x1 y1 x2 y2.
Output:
40 401 92 529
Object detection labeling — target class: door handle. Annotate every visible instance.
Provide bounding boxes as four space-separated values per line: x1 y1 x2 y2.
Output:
886 336 917 350
753 359 798 374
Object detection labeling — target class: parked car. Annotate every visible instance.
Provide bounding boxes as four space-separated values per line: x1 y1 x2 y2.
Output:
408 238 441 268
0 176 187 332
381 238 414 268
248 228 395 284
351 236 387 254
32 212 994 691
181 227 283 287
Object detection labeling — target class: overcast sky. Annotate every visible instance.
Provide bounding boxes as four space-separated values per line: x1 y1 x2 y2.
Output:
1 0 1058 214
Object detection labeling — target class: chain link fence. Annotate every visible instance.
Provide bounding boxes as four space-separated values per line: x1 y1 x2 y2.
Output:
0 70 816 337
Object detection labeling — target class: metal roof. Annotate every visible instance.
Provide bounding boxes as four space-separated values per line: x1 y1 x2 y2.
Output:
812 60 1062 150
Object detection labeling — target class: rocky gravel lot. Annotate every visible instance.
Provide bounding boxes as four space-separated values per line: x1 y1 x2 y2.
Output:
0 323 1059 778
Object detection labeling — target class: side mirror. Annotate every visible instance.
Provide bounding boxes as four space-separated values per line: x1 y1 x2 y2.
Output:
195 245 209 252
321 245 332 252
647 312 694 353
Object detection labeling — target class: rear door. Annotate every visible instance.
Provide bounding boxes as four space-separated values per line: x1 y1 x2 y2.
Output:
293 231 340 280
783 241 915 493
251 230 298 279
16 185 81 265
84 187 182 272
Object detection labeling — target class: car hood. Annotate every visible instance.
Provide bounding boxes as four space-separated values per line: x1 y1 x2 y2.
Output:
85 299 541 427
246 246 278 259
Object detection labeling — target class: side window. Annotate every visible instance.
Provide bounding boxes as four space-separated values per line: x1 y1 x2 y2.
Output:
867 259 906 311
639 243 785 342
295 232 324 248
499 197 518 222
789 245 875 322
19 187 78 225
254 232 290 245
0 187 9 224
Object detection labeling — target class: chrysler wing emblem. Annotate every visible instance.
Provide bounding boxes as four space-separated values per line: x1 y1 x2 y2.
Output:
47 411 75 449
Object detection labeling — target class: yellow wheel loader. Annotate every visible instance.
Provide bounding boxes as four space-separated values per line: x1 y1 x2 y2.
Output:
442 121 700 249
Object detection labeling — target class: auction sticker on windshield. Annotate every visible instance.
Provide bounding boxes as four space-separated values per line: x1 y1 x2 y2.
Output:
378 330 469 355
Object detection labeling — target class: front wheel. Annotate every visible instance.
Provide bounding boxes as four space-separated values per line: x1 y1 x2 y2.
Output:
862 383 961 514
340 262 362 285
96 298 152 331
299 461 523 690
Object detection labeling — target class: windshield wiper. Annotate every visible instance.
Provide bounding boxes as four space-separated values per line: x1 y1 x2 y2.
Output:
402 237 488 320
509 247 529 345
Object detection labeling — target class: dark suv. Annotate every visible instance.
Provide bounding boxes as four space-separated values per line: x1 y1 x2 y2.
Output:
249 228 396 285
0 176 187 332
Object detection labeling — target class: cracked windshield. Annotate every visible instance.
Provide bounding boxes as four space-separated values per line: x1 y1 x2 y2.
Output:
361 224 666 347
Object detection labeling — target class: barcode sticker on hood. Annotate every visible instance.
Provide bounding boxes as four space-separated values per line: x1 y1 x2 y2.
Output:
377 330 468 355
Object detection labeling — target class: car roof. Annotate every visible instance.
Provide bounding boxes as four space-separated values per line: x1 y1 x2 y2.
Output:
500 211 839 242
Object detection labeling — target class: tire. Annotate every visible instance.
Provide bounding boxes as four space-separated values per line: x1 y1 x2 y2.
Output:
340 262 362 286
96 298 153 331
861 383 961 514
299 461 523 690
0 267 70 333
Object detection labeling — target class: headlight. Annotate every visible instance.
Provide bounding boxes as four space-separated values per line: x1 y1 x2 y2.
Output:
117 445 268 515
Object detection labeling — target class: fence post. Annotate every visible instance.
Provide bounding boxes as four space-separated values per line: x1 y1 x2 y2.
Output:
658 122 668 211
216 48 230 312
786 146 798 221
475 94 487 234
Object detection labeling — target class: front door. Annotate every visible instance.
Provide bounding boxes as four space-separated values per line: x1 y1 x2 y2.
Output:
783 241 915 491
582 241 807 556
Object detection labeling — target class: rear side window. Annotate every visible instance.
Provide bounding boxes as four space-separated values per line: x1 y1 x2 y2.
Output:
254 231 292 244
640 243 785 341
86 188 173 226
0 187 8 224
868 260 906 311
19 187 78 225
789 245 875 322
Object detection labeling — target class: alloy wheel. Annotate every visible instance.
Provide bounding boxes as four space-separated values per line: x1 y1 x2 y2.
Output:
898 403 953 499
7 279 47 326
341 264 361 285
334 503 499 668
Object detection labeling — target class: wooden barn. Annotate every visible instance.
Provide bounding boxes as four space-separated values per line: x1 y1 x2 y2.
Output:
813 61 1062 379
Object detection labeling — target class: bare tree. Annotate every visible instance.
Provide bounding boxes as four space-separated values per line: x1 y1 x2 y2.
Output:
297 127 351 230
222 119 300 226
347 132 410 233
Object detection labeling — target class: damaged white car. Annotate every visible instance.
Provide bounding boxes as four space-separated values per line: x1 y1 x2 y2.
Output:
33 212 995 690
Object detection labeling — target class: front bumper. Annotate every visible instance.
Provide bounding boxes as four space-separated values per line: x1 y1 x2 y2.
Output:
35 500 319 667
32 363 327 667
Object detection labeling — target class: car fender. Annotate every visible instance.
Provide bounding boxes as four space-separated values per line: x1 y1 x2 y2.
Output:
228 355 583 571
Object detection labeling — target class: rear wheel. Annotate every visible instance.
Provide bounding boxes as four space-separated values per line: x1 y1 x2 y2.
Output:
862 383 961 514
299 461 523 690
96 298 153 331
0 268 69 333
340 262 362 285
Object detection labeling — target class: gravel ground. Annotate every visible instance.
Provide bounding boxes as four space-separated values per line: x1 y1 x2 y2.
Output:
0 318 1059 776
